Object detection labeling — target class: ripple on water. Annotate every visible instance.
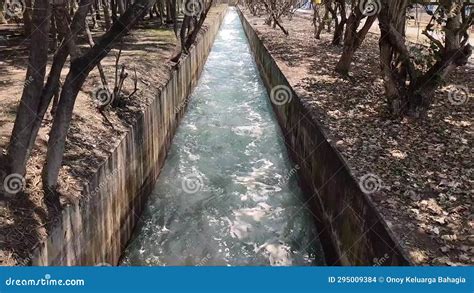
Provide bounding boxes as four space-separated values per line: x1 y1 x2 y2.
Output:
120 8 325 266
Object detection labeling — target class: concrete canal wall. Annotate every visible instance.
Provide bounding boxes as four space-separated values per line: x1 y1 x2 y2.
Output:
29 6 228 266
237 8 411 266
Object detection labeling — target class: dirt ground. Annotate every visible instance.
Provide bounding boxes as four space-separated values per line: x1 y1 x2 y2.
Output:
0 6 226 266
241 9 473 266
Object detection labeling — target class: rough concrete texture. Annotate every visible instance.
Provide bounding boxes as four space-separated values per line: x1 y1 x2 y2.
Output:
30 7 228 266
237 8 411 266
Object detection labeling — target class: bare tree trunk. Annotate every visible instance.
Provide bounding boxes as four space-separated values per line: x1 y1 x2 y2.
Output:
69 0 75 15
0 0 7 24
378 0 472 117
335 5 377 76
50 8 58 51
171 0 213 62
313 4 321 38
90 4 97 28
179 14 192 53
26 1 91 156
8 0 51 176
184 1 213 47
95 0 102 20
331 0 346 45
157 0 165 24
42 0 157 190
165 0 172 23
315 4 329 39
103 0 112 29
51 87 60 117
117 0 126 15
261 0 289 35
378 0 408 116
23 0 33 35
84 17 109 90
111 0 118 22
332 23 344 44
170 0 177 34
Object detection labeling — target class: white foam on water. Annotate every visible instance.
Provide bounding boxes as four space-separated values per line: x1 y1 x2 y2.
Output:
121 9 325 267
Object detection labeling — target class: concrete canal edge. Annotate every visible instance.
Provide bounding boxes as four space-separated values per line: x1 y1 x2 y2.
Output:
29 6 228 266
237 8 412 266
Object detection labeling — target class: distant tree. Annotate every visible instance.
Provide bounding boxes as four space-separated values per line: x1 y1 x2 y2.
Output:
0 0 6 24
261 0 301 35
245 0 265 15
314 0 332 39
331 0 347 45
23 0 33 34
172 0 213 61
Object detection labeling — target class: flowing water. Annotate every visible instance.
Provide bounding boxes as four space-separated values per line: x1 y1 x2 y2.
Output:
121 9 325 266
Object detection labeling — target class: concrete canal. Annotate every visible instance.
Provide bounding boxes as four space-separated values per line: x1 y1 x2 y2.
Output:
120 9 325 266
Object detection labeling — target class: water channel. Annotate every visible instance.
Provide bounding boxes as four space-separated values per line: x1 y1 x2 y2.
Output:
121 8 325 266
